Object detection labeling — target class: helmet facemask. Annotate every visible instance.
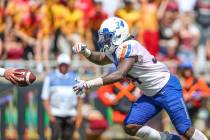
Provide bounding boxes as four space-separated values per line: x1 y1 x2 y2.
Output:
98 31 117 54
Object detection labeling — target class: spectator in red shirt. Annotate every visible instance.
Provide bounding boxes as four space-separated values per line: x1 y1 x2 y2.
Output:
87 0 108 51
75 0 94 30
3 31 24 64
14 1 40 60
159 1 180 55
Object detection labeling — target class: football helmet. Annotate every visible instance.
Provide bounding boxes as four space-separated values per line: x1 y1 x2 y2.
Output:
98 17 129 54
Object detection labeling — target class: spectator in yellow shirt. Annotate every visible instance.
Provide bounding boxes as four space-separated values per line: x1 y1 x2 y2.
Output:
62 0 84 44
51 1 69 31
55 0 84 56
36 0 55 73
115 0 140 36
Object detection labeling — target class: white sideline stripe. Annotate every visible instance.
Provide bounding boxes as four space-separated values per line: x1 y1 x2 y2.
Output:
26 72 31 85
181 98 190 120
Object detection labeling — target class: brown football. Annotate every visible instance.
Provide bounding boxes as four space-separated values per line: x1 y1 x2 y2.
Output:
14 69 36 87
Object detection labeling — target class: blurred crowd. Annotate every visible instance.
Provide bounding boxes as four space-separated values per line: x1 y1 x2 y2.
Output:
0 0 210 139
0 0 210 73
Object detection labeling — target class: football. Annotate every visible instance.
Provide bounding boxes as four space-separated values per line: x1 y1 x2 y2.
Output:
14 69 36 87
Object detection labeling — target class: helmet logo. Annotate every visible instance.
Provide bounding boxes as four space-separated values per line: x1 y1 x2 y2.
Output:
103 28 110 33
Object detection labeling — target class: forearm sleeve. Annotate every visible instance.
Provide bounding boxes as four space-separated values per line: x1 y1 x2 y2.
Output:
86 77 103 88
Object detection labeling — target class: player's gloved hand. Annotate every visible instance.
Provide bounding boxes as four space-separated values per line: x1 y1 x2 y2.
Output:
73 80 89 96
72 43 91 57
73 78 103 96
72 43 86 53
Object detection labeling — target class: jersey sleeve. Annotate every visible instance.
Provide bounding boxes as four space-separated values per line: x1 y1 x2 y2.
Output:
115 41 142 61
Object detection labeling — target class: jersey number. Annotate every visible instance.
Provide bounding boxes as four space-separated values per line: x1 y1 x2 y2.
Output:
116 21 124 29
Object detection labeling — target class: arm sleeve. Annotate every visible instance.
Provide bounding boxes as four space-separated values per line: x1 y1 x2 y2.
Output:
41 77 50 100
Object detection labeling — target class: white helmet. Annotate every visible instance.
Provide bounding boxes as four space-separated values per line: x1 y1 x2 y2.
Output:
98 17 129 53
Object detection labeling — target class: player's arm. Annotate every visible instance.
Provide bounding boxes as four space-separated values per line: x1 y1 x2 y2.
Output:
73 57 136 94
87 51 112 65
73 43 112 65
102 56 136 84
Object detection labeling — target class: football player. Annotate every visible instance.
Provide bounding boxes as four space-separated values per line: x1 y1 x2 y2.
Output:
73 17 208 140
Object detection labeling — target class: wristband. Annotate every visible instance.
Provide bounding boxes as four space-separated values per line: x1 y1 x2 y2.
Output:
0 68 6 77
86 77 103 88
83 49 91 58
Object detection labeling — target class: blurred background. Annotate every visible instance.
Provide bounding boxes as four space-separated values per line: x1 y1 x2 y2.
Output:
0 0 210 139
